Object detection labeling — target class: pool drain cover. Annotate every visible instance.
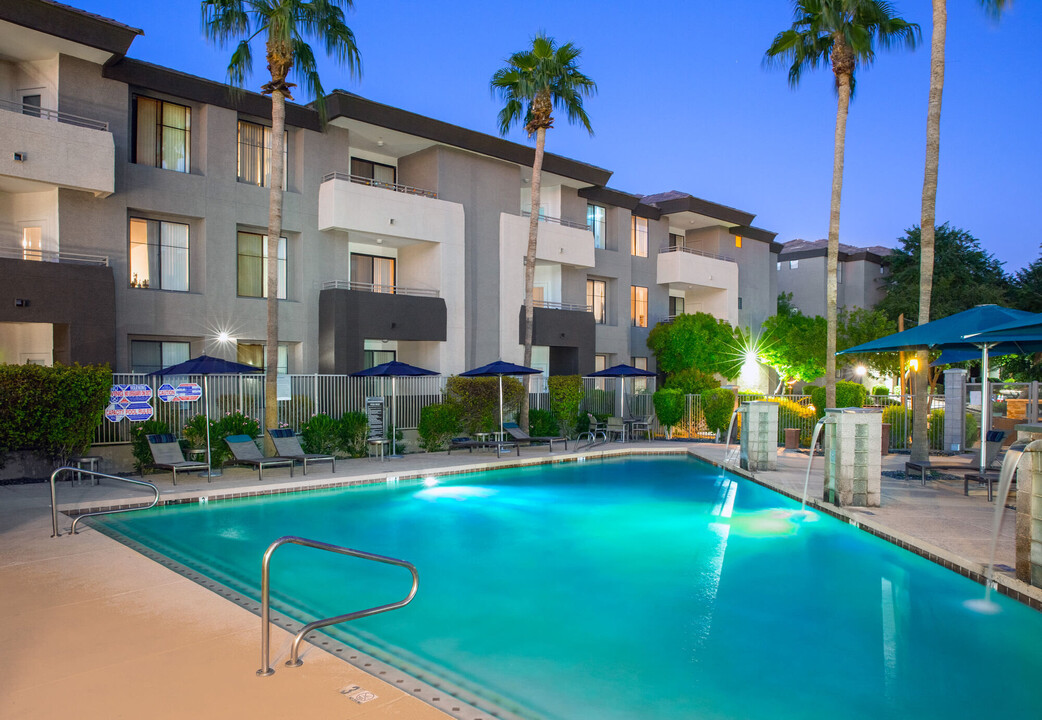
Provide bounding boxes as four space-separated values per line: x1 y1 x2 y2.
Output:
340 685 377 704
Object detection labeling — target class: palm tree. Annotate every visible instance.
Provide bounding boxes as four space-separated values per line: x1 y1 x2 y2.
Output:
490 35 595 431
766 0 919 410
910 0 1011 462
202 0 360 449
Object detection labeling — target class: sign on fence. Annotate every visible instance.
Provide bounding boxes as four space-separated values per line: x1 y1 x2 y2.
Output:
366 396 385 438
123 384 153 402
157 383 178 402
109 384 125 405
175 383 202 402
104 404 125 422
124 403 155 422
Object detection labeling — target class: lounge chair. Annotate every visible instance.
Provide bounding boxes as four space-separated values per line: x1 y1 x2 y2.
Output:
963 433 1020 501
503 423 567 452
447 436 519 457
267 428 335 475
224 434 294 480
905 430 1007 486
145 433 209 485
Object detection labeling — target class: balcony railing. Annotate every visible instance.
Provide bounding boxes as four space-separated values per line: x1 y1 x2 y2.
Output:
0 245 109 266
322 172 437 199
0 98 109 132
520 209 592 231
534 299 592 312
323 280 439 297
659 245 735 263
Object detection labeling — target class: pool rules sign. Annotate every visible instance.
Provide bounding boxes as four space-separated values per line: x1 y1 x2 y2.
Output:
105 383 155 422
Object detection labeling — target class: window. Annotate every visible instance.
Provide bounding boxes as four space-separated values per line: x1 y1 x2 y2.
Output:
351 158 396 186
587 279 607 324
632 356 649 391
631 285 648 327
237 231 287 298
777 261 781 271
669 296 685 317
129 218 189 291
131 340 189 374
595 354 608 372
738 297 743 310
669 233 685 249
21 227 42 261
631 216 648 257
238 120 287 187
587 204 606 249
734 235 743 248
21 94 41 118
237 343 289 374
350 253 395 292
837 263 844 284
134 96 191 172
365 349 397 369
789 260 799 269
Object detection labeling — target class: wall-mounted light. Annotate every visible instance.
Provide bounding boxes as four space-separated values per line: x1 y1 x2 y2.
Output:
13 152 27 162
377 138 385 147
15 298 30 307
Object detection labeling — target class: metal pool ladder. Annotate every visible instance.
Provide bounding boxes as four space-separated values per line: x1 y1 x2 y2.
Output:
49 467 160 537
257 536 419 676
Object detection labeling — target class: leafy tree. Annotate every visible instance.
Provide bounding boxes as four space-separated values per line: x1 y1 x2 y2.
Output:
759 303 828 385
652 388 685 439
701 388 737 436
444 376 525 436
490 35 595 430
1010 246 1042 312
664 367 720 396
417 404 461 452
766 0 919 410
647 312 744 380
877 224 1010 322
202 0 361 452
838 306 899 376
809 380 867 418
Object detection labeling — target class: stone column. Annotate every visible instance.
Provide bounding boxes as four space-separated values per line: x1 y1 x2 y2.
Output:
1015 439 1042 586
823 408 882 507
943 368 968 453
739 401 778 472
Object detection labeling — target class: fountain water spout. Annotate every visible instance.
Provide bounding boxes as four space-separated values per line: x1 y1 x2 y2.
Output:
720 407 741 473
800 418 829 513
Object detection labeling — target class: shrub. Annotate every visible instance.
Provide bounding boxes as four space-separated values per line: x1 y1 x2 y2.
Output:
182 414 228 468
216 411 261 441
653 388 685 438
548 375 584 437
337 411 369 458
872 385 890 396
130 419 171 474
926 409 982 450
445 376 524 436
300 413 340 455
528 408 558 437
809 381 868 418
417 404 461 452
882 405 911 448
665 367 720 397
386 423 406 453
701 388 736 435
765 397 817 446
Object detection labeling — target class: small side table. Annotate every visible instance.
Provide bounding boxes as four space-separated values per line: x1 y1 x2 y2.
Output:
71 456 101 486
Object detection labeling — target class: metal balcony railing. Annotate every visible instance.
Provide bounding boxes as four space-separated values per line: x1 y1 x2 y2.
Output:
659 245 736 263
322 280 439 297
0 97 109 131
0 245 109 266
321 172 437 199
520 209 592 231
534 299 593 312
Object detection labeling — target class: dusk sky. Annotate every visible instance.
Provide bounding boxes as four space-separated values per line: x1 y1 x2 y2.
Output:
77 0 1040 271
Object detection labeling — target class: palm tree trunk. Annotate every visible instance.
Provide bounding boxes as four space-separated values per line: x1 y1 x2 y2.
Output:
520 126 547 432
264 89 286 454
911 0 945 463
825 73 852 410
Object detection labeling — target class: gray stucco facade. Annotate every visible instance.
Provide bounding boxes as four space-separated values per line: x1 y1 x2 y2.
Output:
778 239 890 318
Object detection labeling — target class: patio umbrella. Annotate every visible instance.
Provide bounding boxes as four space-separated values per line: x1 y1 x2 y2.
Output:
585 363 657 418
460 360 541 439
156 354 263 482
351 360 438 457
839 305 1042 470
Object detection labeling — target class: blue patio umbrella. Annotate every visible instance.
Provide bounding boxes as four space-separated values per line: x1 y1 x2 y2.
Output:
352 361 438 457
585 363 656 418
156 355 263 482
460 360 541 438
963 312 1042 346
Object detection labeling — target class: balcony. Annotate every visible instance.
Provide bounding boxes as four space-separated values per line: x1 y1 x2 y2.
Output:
656 245 738 290
0 245 108 266
317 172 463 241
500 211 595 268
322 280 439 298
0 99 114 197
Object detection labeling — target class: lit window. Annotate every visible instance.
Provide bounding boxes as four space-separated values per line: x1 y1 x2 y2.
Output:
587 204 606 249
134 96 191 172
237 343 289 374
632 356 649 390
631 217 648 257
631 285 648 327
587 279 607 324
777 261 781 271
129 218 189 291
237 231 287 299
735 235 743 248
789 260 799 269
237 120 287 187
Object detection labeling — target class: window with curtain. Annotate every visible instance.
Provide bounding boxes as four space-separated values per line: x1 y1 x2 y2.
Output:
587 204 606 249
350 253 396 292
587 278 606 324
130 340 190 374
351 158 397 186
21 227 42 261
236 343 288 374
128 218 189 291
237 231 287 298
631 216 648 257
632 356 649 391
631 285 648 327
134 96 191 172
237 120 288 187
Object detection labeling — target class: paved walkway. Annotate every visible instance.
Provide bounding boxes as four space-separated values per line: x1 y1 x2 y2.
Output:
0 442 1033 719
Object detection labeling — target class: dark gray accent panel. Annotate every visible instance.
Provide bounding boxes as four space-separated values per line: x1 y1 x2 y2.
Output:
729 225 779 244
1 0 141 57
646 195 754 226
518 306 596 376
319 288 447 374
0 258 115 366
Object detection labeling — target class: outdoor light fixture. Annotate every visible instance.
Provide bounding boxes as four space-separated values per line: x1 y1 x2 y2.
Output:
909 358 919 372
216 331 232 344
855 365 867 376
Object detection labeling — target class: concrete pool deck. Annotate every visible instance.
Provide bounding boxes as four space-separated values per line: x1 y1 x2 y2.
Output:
1 441 1036 719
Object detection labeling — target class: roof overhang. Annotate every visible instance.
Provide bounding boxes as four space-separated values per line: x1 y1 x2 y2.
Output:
0 0 141 64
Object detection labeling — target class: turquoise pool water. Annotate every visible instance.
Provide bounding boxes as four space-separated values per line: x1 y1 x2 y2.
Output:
95 456 1042 719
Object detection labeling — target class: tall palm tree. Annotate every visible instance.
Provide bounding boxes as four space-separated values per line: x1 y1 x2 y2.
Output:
766 0 919 410
202 0 360 448
490 35 595 430
910 0 1011 462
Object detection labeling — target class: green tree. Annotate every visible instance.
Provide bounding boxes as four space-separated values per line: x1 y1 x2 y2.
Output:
759 299 828 386
647 312 744 380
838 306 899 377
202 0 361 451
766 0 919 409
490 35 595 430
1010 246 1042 312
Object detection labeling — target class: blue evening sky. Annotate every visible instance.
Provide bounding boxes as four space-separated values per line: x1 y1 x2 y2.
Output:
77 1 1040 271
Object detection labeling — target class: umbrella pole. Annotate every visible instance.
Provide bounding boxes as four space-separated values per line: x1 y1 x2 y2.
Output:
980 345 990 472
499 375 504 440
391 376 397 457
204 375 212 483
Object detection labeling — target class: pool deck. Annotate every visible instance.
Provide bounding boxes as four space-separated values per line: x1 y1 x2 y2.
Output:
1 441 1037 719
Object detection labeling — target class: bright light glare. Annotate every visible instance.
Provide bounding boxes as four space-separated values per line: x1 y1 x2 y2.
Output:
739 349 760 388
424 476 438 487
216 331 232 344
855 365 867 376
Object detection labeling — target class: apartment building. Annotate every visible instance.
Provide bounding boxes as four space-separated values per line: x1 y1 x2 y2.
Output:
0 0 780 379
777 239 890 317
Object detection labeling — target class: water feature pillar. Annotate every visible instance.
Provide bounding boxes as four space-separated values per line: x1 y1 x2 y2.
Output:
822 408 882 507
1015 437 1042 586
943 369 968 453
739 401 778 472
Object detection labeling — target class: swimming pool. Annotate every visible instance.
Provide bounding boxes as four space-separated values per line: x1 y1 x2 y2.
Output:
94 456 1042 719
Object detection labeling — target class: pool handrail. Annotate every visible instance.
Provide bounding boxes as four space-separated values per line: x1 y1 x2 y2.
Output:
50 467 161 537
257 535 419 676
